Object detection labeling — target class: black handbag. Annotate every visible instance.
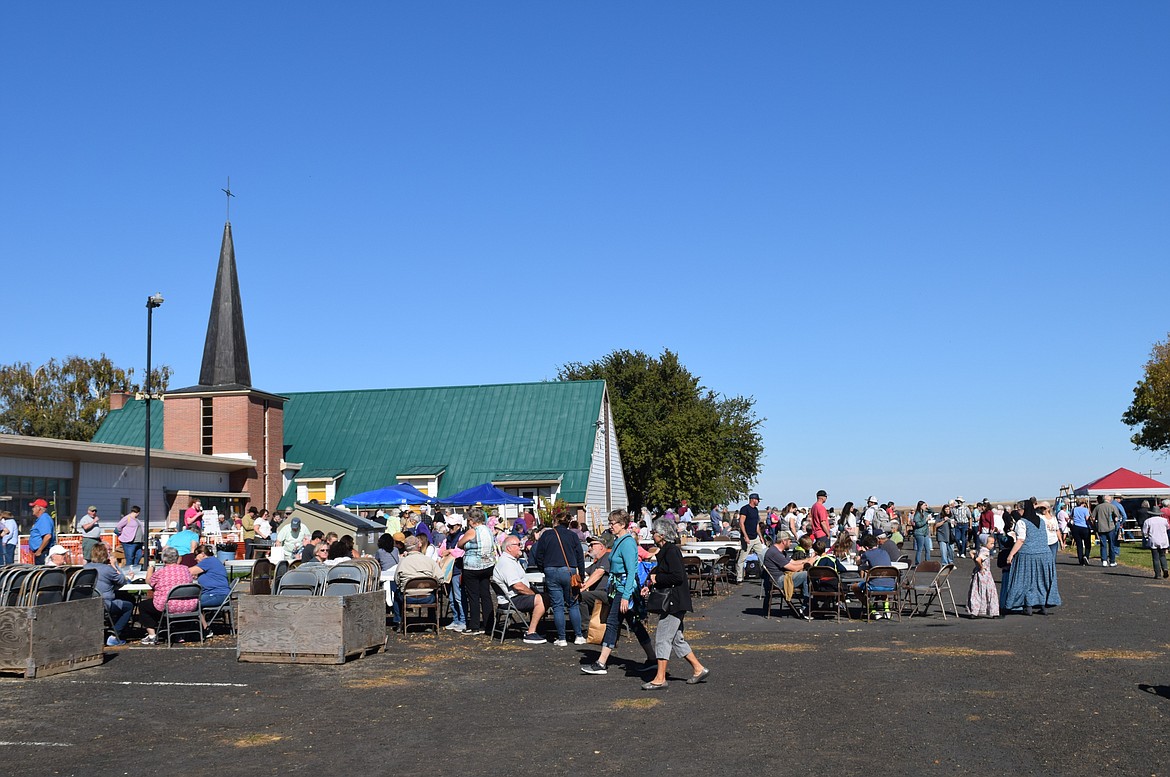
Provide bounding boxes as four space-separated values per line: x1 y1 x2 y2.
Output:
647 588 671 614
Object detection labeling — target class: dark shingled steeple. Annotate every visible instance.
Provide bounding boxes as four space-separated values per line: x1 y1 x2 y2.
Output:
198 221 252 388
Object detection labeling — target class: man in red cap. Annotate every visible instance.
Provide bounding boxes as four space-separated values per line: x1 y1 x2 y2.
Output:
27 498 56 565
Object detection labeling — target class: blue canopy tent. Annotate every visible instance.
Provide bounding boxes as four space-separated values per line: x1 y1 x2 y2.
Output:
340 484 436 507
439 482 534 506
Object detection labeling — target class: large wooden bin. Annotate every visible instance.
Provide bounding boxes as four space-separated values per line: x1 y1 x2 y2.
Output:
236 590 387 664
0 597 105 678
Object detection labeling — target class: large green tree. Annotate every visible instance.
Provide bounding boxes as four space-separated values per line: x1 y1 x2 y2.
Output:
558 349 764 512
1123 334 1170 453
0 355 171 441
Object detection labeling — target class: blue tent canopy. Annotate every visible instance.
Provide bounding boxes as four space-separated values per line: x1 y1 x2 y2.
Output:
340 484 436 507
439 482 533 506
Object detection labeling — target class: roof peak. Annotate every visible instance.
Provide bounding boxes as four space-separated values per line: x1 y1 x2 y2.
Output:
197 221 252 389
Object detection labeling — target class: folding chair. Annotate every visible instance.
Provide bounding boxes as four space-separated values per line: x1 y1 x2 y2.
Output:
762 567 807 619
807 566 847 621
250 559 275 595
400 577 441 634
862 566 902 622
31 568 67 606
66 567 98 601
202 576 240 635
159 584 204 646
272 560 290 590
683 555 705 598
906 563 960 619
489 578 531 642
276 569 326 596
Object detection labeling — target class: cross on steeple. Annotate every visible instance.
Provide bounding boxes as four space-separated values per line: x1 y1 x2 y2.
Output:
222 177 235 221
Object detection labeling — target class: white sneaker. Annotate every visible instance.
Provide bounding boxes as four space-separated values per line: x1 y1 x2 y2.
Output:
1102 560 1109 566
553 639 569 647
574 636 587 645
444 622 464 631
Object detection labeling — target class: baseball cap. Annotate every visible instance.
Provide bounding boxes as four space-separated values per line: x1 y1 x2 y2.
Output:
29 498 49 508
48 544 67 556
290 517 301 529
816 490 828 498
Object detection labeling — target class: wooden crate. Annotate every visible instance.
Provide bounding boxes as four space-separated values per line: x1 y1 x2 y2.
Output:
0 597 105 679
236 589 387 664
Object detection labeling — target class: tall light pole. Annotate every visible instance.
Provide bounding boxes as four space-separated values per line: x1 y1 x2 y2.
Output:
144 293 164 563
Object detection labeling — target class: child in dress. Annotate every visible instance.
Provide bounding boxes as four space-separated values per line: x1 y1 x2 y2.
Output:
968 535 1000 618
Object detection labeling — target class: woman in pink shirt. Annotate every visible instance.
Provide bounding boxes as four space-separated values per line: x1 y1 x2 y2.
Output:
138 546 198 645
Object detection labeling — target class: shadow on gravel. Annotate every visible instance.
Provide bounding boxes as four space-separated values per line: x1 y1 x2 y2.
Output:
1139 684 1170 700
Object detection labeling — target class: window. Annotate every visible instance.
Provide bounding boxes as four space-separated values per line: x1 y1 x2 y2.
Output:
201 398 214 455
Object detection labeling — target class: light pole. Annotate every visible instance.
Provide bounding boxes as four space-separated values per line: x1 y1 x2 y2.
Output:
144 293 164 564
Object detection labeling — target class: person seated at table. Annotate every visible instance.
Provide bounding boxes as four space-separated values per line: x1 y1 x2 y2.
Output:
857 534 893 573
301 530 326 563
791 534 815 561
45 544 70 567
326 535 357 565
762 534 811 611
492 534 548 644
880 534 903 564
85 542 134 646
579 535 613 618
374 532 400 571
167 524 201 560
138 546 198 645
190 544 231 613
392 536 443 626
850 535 897 617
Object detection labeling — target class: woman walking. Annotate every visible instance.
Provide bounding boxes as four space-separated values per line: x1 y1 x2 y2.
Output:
1001 501 1062 615
456 508 495 636
641 518 709 690
582 510 655 676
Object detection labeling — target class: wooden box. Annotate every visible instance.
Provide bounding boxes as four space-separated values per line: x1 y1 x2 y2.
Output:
0 597 105 678
236 590 387 664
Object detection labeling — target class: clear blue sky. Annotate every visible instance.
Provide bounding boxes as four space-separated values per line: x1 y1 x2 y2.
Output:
3 3 1168 506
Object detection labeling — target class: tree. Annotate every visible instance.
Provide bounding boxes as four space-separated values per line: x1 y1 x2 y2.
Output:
1123 334 1170 454
558 349 764 512
0 355 172 441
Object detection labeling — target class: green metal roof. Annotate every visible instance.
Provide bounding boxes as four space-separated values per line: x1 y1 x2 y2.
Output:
295 468 346 480
92 400 164 449
488 471 565 482
397 465 447 476
94 380 606 509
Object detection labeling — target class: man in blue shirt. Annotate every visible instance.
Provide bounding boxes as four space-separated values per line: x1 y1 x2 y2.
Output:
27 498 55 565
167 525 201 557
1070 498 1092 565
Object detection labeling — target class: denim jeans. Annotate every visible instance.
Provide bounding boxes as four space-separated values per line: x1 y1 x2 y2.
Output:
601 595 652 655
449 571 466 626
1 544 14 565
1098 532 1116 564
543 566 583 640
107 597 134 637
122 542 143 568
914 536 933 565
1071 526 1092 562
1111 526 1122 554
1152 548 1168 577
954 525 968 556
200 591 228 610
939 539 953 565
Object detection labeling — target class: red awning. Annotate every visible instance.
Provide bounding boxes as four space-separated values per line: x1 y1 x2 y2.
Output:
1074 467 1170 496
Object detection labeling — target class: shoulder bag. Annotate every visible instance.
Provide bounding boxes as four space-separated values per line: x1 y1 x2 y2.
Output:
553 528 582 593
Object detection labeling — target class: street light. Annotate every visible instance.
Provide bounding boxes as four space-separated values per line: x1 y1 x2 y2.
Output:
144 293 164 564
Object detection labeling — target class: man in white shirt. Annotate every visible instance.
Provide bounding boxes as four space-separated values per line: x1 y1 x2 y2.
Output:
276 517 308 558
492 535 547 644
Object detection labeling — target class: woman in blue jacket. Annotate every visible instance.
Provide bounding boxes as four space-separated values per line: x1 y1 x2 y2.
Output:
581 510 654 676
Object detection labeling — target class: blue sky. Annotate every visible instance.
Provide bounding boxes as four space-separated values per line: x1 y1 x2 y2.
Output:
3 3 1168 506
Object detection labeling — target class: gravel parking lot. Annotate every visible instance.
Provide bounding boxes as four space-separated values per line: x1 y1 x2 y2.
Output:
2 551 1169 777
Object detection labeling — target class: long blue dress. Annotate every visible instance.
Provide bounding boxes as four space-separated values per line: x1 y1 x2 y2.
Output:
1001 518 1061 611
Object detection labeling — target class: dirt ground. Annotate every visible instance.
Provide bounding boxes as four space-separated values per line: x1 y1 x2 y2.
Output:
2 551 1169 776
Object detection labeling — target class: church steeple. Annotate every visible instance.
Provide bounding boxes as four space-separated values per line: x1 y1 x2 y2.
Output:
198 221 252 388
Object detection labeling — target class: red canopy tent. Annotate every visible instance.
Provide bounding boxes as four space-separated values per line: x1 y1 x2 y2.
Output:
1074 467 1170 497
